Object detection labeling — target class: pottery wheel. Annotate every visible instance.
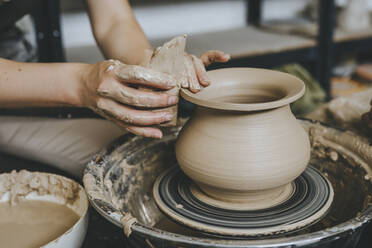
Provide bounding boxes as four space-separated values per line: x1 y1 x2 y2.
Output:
153 165 334 237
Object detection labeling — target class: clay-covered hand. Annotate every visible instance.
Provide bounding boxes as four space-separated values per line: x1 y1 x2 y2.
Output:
80 60 178 139
362 100 372 129
184 50 230 93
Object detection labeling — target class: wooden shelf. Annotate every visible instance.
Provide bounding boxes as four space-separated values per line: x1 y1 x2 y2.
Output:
261 20 372 44
151 26 316 60
151 25 371 63
334 27 372 43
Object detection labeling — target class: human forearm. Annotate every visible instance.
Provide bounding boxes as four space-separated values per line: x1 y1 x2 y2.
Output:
96 20 152 65
86 0 152 65
0 58 179 138
0 58 86 108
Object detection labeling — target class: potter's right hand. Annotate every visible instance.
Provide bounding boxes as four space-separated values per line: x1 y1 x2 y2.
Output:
80 60 179 139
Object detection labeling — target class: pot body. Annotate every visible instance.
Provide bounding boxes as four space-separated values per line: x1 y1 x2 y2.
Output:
175 104 310 199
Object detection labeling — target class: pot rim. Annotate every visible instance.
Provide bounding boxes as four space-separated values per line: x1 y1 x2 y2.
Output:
181 67 305 111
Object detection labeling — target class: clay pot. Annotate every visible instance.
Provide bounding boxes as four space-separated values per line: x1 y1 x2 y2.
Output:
175 68 310 209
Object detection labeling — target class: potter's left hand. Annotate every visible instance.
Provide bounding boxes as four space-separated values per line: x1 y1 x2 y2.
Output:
184 51 230 93
362 100 372 128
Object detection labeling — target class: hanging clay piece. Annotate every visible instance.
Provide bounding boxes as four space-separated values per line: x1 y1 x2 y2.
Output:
175 68 311 209
148 35 187 126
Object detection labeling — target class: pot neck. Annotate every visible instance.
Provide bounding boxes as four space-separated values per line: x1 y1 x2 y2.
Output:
195 104 293 116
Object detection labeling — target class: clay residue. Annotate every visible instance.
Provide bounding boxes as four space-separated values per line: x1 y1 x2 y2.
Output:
307 122 372 179
106 159 142 210
327 89 371 125
0 170 80 205
307 88 372 137
294 121 372 234
83 121 372 242
83 162 106 203
83 132 180 228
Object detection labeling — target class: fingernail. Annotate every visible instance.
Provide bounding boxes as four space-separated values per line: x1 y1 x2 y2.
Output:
152 131 163 139
194 84 201 90
204 75 211 85
144 129 162 139
168 96 178 105
203 80 211 86
164 113 173 121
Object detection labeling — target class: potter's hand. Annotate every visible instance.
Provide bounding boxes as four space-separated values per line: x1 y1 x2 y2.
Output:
81 60 178 138
184 51 230 93
362 100 372 128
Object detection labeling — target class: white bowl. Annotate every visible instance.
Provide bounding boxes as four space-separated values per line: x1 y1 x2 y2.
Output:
0 170 89 248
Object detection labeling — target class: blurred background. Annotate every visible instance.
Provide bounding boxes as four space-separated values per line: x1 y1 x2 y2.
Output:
16 0 372 116
3 1 372 247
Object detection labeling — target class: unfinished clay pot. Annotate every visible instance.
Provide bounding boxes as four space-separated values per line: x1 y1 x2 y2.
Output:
175 68 310 210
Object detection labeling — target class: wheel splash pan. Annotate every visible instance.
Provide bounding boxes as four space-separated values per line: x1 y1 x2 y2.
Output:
83 119 372 248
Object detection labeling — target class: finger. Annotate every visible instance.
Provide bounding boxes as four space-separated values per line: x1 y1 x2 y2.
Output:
97 79 178 108
110 117 163 138
200 50 231 66
112 119 163 139
115 64 177 90
90 105 163 138
180 69 189 88
207 50 231 63
97 98 173 126
126 126 163 139
185 55 200 93
191 55 211 87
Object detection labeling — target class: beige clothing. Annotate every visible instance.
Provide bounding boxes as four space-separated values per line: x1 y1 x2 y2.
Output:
0 117 124 177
